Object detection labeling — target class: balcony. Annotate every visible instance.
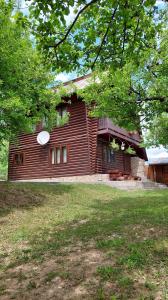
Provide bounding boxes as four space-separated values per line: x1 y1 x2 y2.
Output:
98 118 141 145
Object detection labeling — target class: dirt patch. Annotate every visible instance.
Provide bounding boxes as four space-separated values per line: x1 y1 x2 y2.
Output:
0 229 167 299
125 224 167 241
0 243 105 300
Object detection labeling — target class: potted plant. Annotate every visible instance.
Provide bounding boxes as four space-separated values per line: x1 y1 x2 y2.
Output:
110 139 120 151
125 146 136 155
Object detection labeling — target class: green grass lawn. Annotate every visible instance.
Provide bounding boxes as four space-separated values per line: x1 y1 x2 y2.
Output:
0 182 168 300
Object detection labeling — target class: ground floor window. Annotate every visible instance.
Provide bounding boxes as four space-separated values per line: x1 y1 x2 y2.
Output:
62 146 67 163
51 147 61 164
107 147 115 163
103 144 115 163
50 146 68 165
14 153 24 166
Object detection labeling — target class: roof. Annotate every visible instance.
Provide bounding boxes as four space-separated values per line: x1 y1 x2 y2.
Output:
63 73 92 90
148 159 168 165
147 151 168 165
148 158 168 165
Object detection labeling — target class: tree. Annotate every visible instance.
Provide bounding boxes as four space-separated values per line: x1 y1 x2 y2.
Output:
145 113 168 149
0 0 62 142
28 0 161 72
77 27 168 146
79 25 168 121
28 0 168 147
0 141 8 179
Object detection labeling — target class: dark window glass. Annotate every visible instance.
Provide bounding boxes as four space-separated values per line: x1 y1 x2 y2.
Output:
14 153 24 165
56 106 67 126
105 146 115 163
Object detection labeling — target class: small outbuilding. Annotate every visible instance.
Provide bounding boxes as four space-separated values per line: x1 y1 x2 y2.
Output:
146 152 168 185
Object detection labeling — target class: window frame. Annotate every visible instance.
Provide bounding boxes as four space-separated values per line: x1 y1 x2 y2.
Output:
103 144 115 164
42 116 48 129
108 147 115 163
56 105 69 127
62 145 68 164
58 106 67 118
13 152 25 166
49 145 69 165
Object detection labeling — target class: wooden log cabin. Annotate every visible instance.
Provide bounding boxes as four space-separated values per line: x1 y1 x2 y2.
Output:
8 75 147 181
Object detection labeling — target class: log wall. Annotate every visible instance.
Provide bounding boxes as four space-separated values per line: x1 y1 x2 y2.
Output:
9 97 139 180
9 97 97 180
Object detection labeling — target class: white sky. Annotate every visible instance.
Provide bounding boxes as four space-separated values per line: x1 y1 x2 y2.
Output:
147 147 168 160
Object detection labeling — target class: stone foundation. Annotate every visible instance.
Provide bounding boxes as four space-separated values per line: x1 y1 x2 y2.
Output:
131 157 146 180
14 174 109 183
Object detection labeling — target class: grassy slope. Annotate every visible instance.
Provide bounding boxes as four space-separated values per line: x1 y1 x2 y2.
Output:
0 182 168 300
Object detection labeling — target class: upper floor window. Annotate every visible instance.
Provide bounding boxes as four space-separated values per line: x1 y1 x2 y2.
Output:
41 106 69 129
56 106 69 127
42 116 48 129
31 124 36 133
14 153 24 166
50 145 68 165
58 106 67 118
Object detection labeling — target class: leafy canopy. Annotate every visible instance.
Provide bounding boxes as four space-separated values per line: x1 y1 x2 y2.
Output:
77 23 168 147
28 0 168 147
0 0 63 142
28 0 160 73
145 113 168 149
78 27 168 128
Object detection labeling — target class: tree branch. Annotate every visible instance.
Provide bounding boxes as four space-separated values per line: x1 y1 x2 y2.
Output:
132 0 144 44
91 5 118 70
130 86 141 96
143 96 167 102
122 21 127 55
50 0 99 49
130 87 167 103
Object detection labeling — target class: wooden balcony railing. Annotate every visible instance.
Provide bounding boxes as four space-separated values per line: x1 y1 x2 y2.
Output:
98 118 141 144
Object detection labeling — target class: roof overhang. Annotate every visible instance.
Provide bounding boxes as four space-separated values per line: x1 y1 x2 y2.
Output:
97 129 140 146
98 130 147 160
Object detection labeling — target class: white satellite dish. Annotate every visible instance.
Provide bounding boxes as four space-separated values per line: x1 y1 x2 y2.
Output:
37 131 50 146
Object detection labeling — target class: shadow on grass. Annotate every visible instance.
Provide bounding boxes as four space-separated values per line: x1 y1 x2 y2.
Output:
8 189 168 269
0 182 74 218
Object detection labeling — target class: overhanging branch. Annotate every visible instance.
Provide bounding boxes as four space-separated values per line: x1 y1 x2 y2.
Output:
49 0 99 49
91 5 118 70
143 96 167 102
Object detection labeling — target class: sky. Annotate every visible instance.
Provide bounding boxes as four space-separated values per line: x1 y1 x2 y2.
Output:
147 147 168 161
19 0 168 160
